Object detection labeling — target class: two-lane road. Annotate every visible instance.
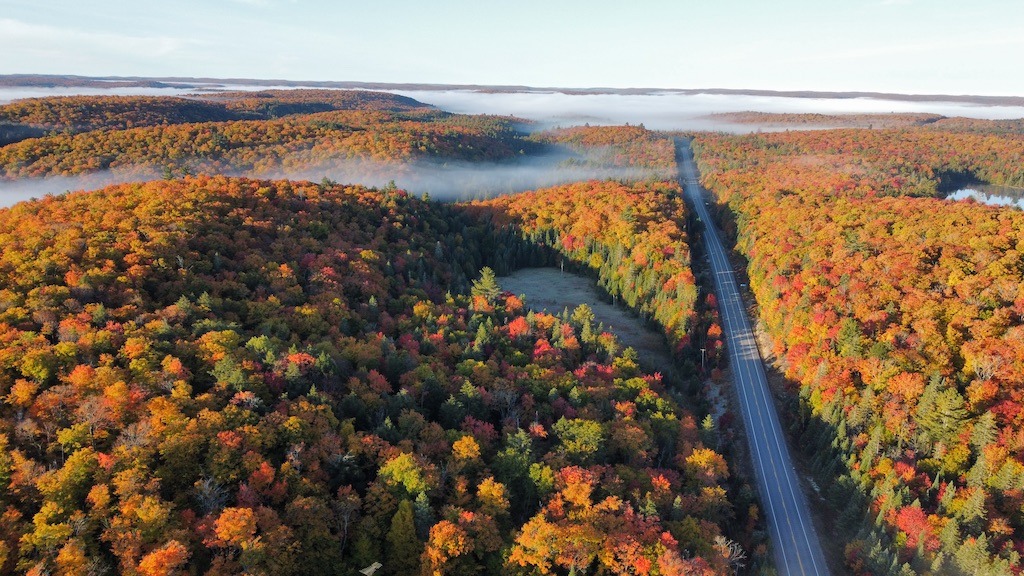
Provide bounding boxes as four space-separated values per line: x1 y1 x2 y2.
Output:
677 140 830 576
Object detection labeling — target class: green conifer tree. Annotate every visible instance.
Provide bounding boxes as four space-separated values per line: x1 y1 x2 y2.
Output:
385 500 421 575
471 267 501 302
413 492 434 540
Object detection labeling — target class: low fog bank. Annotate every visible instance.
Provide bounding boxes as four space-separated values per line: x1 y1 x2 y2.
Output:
0 170 164 208
0 83 310 105
393 90 1024 132
6 84 1023 134
277 153 671 201
0 147 671 209
0 86 203 105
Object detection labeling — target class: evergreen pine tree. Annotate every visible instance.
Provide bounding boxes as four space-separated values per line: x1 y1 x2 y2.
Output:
349 530 378 571
970 411 997 451
471 267 501 302
413 492 434 540
384 500 422 575
473 322 491 354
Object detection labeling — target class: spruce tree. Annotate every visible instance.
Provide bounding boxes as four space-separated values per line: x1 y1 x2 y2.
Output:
413 492 434 540
385 500 421 575
471 267 501 302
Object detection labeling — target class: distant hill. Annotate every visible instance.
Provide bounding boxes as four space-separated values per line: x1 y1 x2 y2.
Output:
702 111 944 129
0 90 441 151
2 74 1022 106
0 74 193 89
0 108 526 182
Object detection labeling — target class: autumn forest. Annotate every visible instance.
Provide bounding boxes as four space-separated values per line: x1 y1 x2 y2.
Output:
0 87 1022 576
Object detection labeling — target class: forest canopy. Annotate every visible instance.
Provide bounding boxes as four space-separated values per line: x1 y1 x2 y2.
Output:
0 175 741 575
693 125 1024 575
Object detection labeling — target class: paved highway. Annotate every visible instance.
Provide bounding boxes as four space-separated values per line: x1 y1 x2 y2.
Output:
676 140 830 576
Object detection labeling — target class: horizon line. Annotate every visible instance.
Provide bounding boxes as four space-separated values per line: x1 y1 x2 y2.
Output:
1 73 1023 105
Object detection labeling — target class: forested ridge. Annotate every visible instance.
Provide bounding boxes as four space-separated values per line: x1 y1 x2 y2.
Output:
0 90 430 140
703 112 944 129
0 94 681 191
0 108 528 182
693 125 1024 575
529 125 676 172
0 96 245 139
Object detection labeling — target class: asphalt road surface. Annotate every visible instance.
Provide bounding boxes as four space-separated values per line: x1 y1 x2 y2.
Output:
677 139 830 576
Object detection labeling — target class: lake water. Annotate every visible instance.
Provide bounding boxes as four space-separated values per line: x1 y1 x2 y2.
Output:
947 186 1024 210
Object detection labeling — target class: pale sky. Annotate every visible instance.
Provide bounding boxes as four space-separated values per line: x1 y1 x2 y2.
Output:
1 0 1022 96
